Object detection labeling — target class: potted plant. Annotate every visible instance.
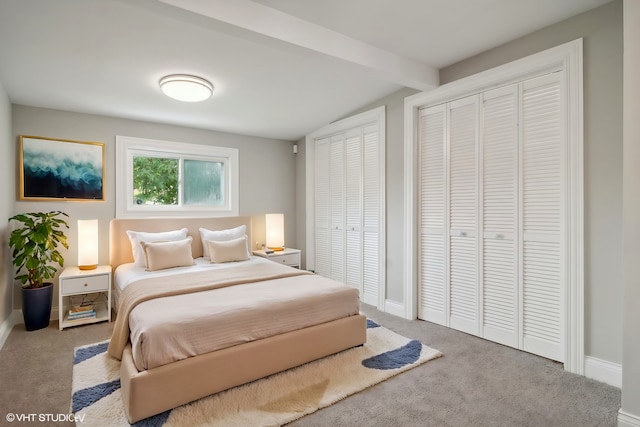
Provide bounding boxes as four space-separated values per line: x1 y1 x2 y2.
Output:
9 211 69 331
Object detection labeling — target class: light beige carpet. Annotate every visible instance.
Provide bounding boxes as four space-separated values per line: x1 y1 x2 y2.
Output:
71 319 441 426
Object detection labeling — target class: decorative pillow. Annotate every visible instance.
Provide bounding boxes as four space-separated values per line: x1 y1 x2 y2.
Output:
206 236 250 263
126 228 189 267
199 225 246 258
140 237 194 271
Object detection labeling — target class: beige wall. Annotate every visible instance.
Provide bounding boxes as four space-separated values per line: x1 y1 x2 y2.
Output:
440 0 624 365
11 105 296 311
621 0 640 421
0 80 13 328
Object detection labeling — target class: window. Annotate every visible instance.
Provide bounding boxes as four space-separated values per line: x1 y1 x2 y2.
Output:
116 136 238 218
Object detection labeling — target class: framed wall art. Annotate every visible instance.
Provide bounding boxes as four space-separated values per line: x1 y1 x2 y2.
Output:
19 135 105 201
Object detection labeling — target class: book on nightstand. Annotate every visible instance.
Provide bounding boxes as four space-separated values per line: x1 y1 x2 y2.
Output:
67 311 96 321
68 304 96 320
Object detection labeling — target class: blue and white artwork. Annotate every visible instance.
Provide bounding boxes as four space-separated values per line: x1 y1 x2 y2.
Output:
21 136 104 200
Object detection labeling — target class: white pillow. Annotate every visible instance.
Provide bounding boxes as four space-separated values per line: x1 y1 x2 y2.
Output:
126 228 189 267
140 237 194 271
199 225 246 258
206 236 250 264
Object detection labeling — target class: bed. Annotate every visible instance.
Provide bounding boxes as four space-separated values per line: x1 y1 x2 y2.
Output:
107 216 367 423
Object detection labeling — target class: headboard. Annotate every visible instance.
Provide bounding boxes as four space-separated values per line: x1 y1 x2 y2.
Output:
109 216 253 269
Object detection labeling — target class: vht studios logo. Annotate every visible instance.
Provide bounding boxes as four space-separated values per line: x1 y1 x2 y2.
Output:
5 412 86 423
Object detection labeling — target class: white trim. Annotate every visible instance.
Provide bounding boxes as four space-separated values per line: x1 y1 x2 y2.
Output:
618 410 640 427
0 311 18 350
383 299 406 318
404 39 584 373
305 106 386 310
584 356 622 388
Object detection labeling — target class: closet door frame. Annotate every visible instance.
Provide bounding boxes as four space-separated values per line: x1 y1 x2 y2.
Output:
305 106 386 310
404 39 583 374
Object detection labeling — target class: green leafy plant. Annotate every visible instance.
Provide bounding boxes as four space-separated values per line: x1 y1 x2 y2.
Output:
133 156 179 205
9 211 69 289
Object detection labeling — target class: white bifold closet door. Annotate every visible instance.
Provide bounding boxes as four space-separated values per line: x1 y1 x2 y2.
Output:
362 125 381 305
520 74 564 361
418 104 447 325
482 85 519 348
313 123 381 307
314 137 331 279
448 95 479 335
345 130 363 294
418 72 565 362
329 134 346 283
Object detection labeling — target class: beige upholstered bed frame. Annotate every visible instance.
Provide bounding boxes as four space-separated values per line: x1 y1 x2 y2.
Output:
109 216 367 423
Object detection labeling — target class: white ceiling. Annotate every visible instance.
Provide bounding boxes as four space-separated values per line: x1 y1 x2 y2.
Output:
0 0 611 141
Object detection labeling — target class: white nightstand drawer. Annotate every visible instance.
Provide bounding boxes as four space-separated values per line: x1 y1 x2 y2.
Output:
252 248 301 268
61 274 109 294
270 254 299 266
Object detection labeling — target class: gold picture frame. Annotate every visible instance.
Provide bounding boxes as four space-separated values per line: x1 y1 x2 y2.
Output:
19 135 105 201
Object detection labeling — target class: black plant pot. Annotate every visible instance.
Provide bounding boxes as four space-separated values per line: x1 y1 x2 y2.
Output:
21 283 53 331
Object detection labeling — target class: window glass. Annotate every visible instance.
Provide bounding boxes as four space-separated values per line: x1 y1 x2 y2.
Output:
133 156 178 206
184 159 224 206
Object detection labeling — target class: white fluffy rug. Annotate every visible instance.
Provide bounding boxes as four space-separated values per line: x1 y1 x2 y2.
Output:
71 319 442 426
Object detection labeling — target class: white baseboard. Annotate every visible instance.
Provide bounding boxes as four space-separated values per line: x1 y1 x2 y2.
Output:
0 310 18 350
384 299 405 317
619 409 640 427
584 355 622 388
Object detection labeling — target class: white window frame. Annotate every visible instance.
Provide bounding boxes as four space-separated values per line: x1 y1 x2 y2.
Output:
116 135 239 218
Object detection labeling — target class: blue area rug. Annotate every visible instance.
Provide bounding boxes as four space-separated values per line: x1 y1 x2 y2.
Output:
71 319 441 426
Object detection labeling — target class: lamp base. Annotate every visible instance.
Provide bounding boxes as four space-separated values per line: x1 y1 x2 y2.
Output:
267 247 285 252
79 264 98 270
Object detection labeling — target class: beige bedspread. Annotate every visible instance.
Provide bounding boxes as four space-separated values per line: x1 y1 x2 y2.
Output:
108 262 311 360
107 261 360 371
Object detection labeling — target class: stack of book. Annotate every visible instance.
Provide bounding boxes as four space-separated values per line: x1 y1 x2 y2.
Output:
67 304 96 321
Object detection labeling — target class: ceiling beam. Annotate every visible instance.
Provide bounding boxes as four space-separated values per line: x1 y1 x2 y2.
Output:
158 0 439 90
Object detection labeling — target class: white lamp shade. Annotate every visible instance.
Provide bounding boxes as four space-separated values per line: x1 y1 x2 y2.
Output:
265 213 285 250
78 220 99 270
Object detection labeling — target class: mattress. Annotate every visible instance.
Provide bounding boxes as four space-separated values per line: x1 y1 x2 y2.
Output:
114 258 360 371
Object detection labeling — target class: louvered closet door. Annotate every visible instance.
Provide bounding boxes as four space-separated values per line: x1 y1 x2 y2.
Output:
311 109 385 308
362 124 380 305
482 86 519 347
345 130 363 293
418 104 447 324
329 134 346 283
448 95 479 335
314 138 331 278
520 73 565 362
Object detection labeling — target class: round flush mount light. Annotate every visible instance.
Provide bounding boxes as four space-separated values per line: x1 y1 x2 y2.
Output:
159 74 213 102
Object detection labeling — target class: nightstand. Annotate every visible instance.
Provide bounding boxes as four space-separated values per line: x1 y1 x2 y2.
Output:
58 265 112 330
253 248 301 268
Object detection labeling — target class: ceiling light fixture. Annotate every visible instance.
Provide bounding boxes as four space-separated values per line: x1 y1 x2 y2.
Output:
159 74 213 102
